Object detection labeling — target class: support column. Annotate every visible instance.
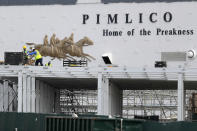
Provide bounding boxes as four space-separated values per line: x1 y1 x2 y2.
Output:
31 76 36 112
97 73 109 115
35 80 40 113
97 73 122 116
177 73 185 121
18 71 23 112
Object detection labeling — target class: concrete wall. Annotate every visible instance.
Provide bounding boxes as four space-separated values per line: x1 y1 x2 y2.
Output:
0 2 197 67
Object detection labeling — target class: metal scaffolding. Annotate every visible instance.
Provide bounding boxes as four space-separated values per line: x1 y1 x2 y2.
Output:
122 90 178 120
123 90 197 120
59 89 97 114
58 89 197 120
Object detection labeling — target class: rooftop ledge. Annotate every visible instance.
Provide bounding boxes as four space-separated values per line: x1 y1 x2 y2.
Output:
0 65 197 81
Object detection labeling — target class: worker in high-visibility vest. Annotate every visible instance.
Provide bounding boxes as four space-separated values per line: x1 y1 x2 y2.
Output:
28 48 43 66
45 61 52 67
23 45 29 65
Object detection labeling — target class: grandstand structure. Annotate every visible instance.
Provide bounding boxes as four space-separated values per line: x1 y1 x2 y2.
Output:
1 0 197 121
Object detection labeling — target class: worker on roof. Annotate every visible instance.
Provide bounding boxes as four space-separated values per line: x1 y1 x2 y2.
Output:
23 45 29 65
45 61 52 67
28 48 43 66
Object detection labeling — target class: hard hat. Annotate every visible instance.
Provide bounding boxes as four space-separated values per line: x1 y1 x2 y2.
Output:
23 45 26 49
32 47 35 50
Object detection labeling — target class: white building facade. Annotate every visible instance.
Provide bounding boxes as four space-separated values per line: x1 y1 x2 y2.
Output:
0 0 197 121
0 0 197 67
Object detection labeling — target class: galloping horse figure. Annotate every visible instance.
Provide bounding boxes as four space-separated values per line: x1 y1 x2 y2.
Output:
26 34 75 60
62 36 95 61
26 34 95 61
26 42 75 60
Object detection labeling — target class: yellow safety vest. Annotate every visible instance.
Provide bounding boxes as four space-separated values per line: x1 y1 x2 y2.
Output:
45 63 52 67
24 50 28 59
34 50 42 60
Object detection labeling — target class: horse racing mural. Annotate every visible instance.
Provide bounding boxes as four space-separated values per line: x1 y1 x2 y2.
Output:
26 33 95 61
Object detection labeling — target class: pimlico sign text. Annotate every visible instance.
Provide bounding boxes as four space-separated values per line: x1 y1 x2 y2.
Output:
82 12 194 37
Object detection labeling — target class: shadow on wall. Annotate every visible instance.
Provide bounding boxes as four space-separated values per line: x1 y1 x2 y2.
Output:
0 0 77 6
101 0 195 3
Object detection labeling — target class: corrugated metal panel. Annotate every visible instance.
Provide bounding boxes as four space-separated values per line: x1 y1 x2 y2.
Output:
161 52 186 61
0 0 77 6
46 116 94 131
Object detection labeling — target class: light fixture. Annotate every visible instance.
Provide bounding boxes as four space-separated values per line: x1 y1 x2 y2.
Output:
187 49 196 59
102 53 112 64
